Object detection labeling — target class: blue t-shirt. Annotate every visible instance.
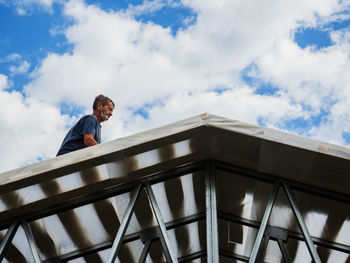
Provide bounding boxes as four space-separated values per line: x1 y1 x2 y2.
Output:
57 115 101 156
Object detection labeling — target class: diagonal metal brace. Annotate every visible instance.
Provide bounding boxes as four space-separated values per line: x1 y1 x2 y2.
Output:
249 182 280 263
22 221 42 263
145 182 178 262
107 183 142 263
0 221 20 262
282 182 321 263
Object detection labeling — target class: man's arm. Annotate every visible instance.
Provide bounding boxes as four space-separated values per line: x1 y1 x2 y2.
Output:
84 133 99 147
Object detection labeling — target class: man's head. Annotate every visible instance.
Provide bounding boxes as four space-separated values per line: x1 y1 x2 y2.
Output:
93 94 115 123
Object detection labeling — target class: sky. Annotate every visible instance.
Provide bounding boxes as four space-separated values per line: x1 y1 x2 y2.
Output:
0 0 350 173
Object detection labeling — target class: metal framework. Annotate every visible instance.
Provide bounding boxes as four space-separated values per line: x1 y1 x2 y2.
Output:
22 222 41 263
0 222 19 262
0 159 349 262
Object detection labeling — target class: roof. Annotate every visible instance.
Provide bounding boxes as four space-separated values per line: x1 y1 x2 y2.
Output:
0 113 349 262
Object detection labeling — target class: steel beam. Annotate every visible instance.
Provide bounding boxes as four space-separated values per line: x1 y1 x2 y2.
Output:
283 182 321 263
0 162 205 232
205 163 219 263
257 236 269 263
42 203 349 263
0 221 20 261
138 240 152 263
215 160 350 204
22 222 42 263
249 182 280 263
1 159 349 230
2 158 349 263
178 250 206 262
277 239 291 263
219 249 250 262
107 183 142 263
145 182 178 262
218 210 350 255
44 212 205 262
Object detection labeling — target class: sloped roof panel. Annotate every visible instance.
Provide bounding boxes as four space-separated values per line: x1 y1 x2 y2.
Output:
0 113 349 262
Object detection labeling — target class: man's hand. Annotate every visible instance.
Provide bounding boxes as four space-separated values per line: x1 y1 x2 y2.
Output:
84 133 99 147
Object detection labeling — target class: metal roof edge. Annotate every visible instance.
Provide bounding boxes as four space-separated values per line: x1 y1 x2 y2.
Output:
1 113 350 189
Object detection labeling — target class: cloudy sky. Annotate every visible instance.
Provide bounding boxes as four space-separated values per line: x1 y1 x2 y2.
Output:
0 0 350 173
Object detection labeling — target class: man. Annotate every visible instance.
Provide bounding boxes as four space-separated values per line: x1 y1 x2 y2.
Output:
57 94 115 156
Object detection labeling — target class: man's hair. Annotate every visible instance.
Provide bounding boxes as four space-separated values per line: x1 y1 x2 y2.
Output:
93 94 115 110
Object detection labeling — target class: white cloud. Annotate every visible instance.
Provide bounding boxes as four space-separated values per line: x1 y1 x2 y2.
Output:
2 0 350 172
9 60 31 75
13 0 55 15
124 0 167 17
116 88 303 135
0 74 9 90
6 53 21 62
0 83 69 172
252 26 350 143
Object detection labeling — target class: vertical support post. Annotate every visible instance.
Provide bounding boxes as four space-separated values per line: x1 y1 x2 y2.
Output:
277 239 291 263
257 236 269 263
249 182 280 263
138 240 152 263
22 222 42 263
282 183 321 263
205 163 219 263
108 183 142 263
145 182 178 263
0 221 20 261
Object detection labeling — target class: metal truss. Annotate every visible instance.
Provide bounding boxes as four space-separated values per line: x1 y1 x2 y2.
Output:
0 221 43 263
0 222 19 261
1 160 350 262
22 221 42 263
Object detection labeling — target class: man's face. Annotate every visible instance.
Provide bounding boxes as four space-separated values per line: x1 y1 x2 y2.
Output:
100 101 114 122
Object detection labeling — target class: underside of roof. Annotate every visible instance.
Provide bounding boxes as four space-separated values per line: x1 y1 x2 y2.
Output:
0 113 349 262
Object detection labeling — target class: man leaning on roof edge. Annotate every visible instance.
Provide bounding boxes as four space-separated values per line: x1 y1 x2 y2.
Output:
56 94 115 156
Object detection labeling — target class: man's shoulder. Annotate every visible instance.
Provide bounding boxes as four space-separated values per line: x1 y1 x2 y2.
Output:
81 115 100 130
81 114 98 123
73 115 98 130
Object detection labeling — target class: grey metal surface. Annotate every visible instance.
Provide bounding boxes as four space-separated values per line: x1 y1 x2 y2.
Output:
138 240 152 263
256 236 269 263
0 221 19 261
145 182 178 262
108 184 142 263
22 222 42 263
249 182 279 263
282 182 321 263
205 164 219 263
277 239 292 263
0 114 349 262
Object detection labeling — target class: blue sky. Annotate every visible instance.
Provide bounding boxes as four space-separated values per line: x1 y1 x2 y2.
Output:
0 0 350 172
0 0 196 99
